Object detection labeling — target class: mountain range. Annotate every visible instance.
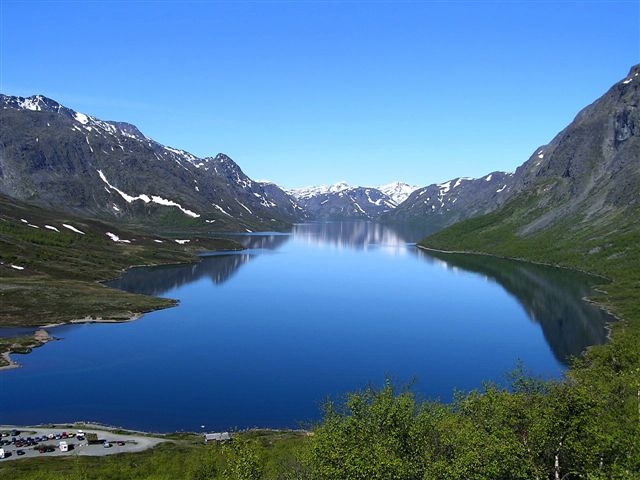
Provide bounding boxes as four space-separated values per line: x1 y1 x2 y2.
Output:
0 95 301 233
1 65 638 239
286 182 419 220
0 92 537 228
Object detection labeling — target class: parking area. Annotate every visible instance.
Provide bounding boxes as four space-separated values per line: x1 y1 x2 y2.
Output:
0 426 167 461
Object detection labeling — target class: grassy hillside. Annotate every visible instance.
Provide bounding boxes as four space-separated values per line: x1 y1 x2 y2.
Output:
0 194 242 367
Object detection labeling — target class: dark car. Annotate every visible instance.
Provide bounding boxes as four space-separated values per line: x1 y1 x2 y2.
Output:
16 449 25 456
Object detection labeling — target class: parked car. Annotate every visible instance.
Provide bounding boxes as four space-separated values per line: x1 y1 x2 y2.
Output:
103 441 112 448
16 449 25 456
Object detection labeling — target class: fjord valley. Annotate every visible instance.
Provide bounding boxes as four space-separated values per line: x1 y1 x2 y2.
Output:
1 63 639 480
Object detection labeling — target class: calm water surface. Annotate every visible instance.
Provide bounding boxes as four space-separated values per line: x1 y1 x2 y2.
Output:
0 222 612 432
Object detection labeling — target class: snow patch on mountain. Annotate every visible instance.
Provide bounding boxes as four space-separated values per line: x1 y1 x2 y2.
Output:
106 232 131 243
74 112 89 124
289 181 418 207
288 181 350 199
63 224 85 234
97 169 200 217
376 182 420 205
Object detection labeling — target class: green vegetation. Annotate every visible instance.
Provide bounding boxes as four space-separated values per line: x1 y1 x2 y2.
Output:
0 430 309 480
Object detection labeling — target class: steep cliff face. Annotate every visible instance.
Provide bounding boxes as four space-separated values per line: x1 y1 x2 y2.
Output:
506 65 640 235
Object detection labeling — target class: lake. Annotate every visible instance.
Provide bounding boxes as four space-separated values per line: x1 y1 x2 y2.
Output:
0 222 612 432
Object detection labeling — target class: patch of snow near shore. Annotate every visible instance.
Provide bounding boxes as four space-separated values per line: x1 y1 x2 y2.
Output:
106 232 131 243
63 224 85 234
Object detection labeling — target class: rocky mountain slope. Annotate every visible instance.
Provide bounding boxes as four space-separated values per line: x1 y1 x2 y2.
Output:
0 95 301 233
422 64 640 267
411 66 639 237
503 65 640 235
288 181 419 220
383 172 515 229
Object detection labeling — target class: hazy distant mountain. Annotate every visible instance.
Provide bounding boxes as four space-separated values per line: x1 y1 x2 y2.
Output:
0 94 301 233
287 181 420 220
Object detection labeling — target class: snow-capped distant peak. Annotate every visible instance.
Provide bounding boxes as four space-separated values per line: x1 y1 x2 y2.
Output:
288 181 351 199
288 180 420 206
18 96 45 111
377 182 420 205
1 94 61 113
328 181 350 193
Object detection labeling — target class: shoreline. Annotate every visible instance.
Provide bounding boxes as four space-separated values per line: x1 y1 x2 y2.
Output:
0 244 242 370
0 311 159 371
417 245 612 282
417 244 620 341
0 422 309 442
0 329 55 371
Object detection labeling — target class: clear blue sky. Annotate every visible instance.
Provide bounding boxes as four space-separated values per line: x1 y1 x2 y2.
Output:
1 1 638 188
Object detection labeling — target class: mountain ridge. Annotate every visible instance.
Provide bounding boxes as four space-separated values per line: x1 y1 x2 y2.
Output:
0 94 302 233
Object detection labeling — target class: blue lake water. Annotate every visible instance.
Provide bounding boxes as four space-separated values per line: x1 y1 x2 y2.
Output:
0 222 611 432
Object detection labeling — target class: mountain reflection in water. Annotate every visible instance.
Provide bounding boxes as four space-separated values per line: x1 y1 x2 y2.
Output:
109 223 611 368
106 233 290 296
417 249 611 364
290 221 438 251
